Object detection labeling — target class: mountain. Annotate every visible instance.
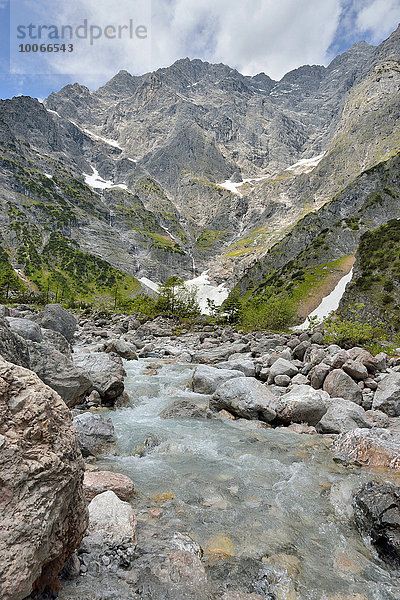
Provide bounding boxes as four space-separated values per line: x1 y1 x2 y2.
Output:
0 25 399 313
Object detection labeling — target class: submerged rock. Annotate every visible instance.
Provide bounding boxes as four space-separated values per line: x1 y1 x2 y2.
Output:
353 481 400 566
0 357 88 599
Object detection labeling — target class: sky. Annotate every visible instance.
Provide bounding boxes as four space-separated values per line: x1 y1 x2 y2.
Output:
0 0 399 100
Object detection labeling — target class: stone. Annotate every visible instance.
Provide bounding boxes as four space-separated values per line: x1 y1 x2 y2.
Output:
269 358 298 380
275 384 329 426
0 317 29 367
160 399 212 419
274 374 291 387
222 593 264 600
317 398 372 434
224 359 256 377
353 481 400 566
311 331 324 345
87 491 137 546
323 369 363 404
342 360 368 381
0 357 88 599
192 364 243 395
6 316 42 342
291 373 309 385
104 338 138 360
210 377 276 422
193 343 250 364
374 352 388 372
365 409 390 428
37 304 77 343
288 423 317 435
73 349 126 403
330 349 350 369
309 363 331 389
293 340 311 360
83 471 135 502
73 413 117 457
41 328 71 356
27 341 92 407
331 428 400 470
372 372 400 416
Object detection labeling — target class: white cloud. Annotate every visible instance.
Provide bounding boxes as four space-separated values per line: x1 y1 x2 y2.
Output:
355 0 400 43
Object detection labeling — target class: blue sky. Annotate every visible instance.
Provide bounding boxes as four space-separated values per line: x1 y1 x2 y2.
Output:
0 0 399 100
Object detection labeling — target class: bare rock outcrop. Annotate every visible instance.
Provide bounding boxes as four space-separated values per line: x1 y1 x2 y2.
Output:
0 357 88 600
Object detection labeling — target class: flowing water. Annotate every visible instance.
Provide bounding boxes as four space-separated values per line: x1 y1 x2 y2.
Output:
98 358 400 599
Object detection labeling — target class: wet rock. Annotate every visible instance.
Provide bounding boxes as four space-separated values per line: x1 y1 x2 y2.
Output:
36 303 77 343
317 398 372 434
73 413 117 457
193 364 243 395
342 360 368 381
133 434 162 456
88 490 137 546
275 384 329 426
160 399 213 419
372 372 400 416
0 357 88 599
323 369 363 404
104 339 138 360
353 481 400 566
210 377 276 422
83 471 135 502
6 316 42 342
27 341 92 407
73 349 126 404
331 428 400 470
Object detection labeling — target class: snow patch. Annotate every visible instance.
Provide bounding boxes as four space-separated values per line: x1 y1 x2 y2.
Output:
217 175 269 196
83 167 128 190
44 173 53 179
46 108 61 118
285 153 325 175
81 127 122 149
139 277 160 292
298 268 354 329
186 270 229 314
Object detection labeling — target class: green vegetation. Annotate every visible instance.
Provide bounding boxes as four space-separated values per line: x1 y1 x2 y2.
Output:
195 229 226 251
0 246 26 301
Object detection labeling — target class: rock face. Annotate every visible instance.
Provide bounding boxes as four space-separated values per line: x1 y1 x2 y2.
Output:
0 357 88 599
353 481 400 566
37 304 77 343
331 428 400 470
83 471 135 502
210 377 276 422
372 372 400 416
73 413 117 457
193 364 243 394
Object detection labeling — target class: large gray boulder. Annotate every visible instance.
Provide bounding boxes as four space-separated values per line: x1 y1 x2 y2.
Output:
192 364 243 395
37 304 77 343
104 338 138 360
0 316 29 368
372 372 400 416
210 377 276 422
275 385 329 426
0 357 88 599
323 369 363 404
6 317 42 342
41 327 71 356
28 341 92 407
73 349 126 403
219 359 256 377
192 343 250 365
73 413 117 457
269 358 298 380
317 398 372 434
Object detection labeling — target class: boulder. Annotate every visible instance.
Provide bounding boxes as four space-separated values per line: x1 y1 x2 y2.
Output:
293 340 311 360
210 377 276 422
342 360 368 381
41 328 71 356
160 399 212 419
104 339 138 360
223 359 256 377
323 369 363 404
83 471 135 502
331 428 400 471
309 363 331 389
73 413 117 457
37 304 77 343
372 372 400 416
192 364 243 395
317 398 372 434
0 317 29 367
330 349 350 369
27 341 92 407
274 374 291 387
274 384 329 426
87 490 137 546
353 481 400 566
6 316 42 342
268 358 298 381
291 373 309 385
0 357 88 599
73 349 126 403
193 343 250 364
